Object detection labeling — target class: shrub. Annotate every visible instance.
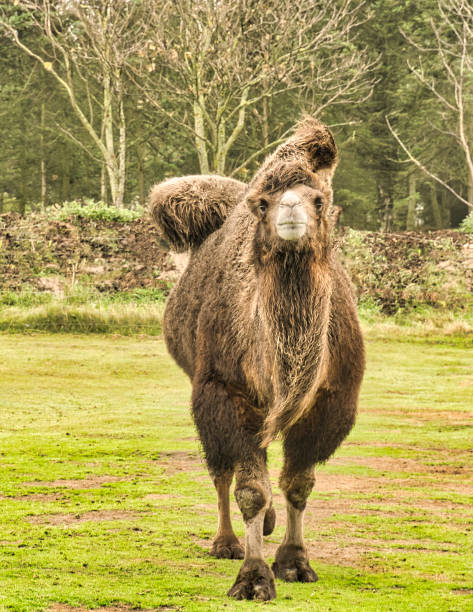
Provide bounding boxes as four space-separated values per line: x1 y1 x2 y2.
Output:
459 211 473 234
0 289 52 307
48 199 145 223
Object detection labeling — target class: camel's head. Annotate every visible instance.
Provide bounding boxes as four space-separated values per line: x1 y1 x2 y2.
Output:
247 170 331 246
246 118 338 256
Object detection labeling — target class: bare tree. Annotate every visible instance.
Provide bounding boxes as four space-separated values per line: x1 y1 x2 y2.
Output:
387 0 473 210
0 0 151 206
134 0 376 175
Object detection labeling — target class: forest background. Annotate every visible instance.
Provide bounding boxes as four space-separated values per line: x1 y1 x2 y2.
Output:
1 0 473 233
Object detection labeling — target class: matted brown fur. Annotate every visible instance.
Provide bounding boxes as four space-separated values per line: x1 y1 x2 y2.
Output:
149 117 365 601
149 175 246 252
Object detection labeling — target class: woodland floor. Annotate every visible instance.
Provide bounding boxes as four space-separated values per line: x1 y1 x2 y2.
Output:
0 333 472 611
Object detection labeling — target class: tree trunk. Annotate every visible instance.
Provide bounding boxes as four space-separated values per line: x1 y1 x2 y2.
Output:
430 183 442 229
215 120 226 175
214 88 249 175
40 102 47 210
137 146 145 207
440 189 451 228
468 173 473 208
262 68 269 149
194 99 209 174
406 173 416 230
19 111 27 215
61 154 71 202
384 196 393 232
378 183 393 232
117 89 126 207
101 164 107 203
18 165 26 215
103 70 122 206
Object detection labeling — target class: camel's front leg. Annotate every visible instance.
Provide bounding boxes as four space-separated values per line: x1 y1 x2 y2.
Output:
272 463 318 583
227 455 276 601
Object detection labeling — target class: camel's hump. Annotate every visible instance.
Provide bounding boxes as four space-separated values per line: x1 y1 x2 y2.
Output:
149 175 247 252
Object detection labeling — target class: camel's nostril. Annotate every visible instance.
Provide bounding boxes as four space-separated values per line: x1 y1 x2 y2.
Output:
276 201 308 238
280 190 302 208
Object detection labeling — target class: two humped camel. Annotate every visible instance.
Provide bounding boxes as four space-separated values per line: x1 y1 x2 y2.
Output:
150 118 365 601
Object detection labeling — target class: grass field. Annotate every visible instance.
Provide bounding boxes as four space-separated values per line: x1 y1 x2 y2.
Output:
0 333 472 611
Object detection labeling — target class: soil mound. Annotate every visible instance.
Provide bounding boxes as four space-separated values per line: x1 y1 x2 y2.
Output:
1 212 472 312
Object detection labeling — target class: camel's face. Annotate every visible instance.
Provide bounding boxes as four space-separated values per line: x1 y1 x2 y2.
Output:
248 183 328 246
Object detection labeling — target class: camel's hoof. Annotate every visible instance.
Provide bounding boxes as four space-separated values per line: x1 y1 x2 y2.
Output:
272 544 318 583
263 502 276 536
227 558 276 601
210 536 244 559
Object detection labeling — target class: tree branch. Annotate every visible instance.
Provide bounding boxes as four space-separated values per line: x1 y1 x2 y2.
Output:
386 116 472 209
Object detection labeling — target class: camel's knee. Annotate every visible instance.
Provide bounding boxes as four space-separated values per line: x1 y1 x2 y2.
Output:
235 483 268 522
280 469 315 511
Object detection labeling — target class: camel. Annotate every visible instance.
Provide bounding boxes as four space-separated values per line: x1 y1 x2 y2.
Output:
149 118 365 601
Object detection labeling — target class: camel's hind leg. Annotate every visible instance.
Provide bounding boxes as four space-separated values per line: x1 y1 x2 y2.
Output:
210 471 244 559
191 378 244 559
192 377 276 600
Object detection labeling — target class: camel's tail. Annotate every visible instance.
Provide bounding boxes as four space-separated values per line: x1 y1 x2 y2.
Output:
149 175 246 252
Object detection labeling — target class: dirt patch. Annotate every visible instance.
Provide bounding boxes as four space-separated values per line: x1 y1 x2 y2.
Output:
369 409 473 423
27 510 140 526
304 539 367 567
22 476 128 489
345 440 473 461
144 493 177 501
157 451 204 475
17 493 64 502
331 455 473 477
194 532 366 568
314 471 384 494
317 461 473 505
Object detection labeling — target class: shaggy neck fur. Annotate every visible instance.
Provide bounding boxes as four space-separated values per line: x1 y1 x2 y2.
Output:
254 241 333 447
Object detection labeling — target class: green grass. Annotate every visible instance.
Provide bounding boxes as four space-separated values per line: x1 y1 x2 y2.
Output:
1 287 472 345
0 334 472 611
0 288 167 335
0 302 165 335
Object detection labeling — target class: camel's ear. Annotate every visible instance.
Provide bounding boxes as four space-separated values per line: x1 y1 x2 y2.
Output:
249 116 338 192
329 205 343 227
293 117 338 177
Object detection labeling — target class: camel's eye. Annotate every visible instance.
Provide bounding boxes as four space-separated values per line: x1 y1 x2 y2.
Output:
314 196 323 210
258 199 268 214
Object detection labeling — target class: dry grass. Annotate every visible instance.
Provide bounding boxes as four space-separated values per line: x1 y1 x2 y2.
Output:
0 301 165 334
